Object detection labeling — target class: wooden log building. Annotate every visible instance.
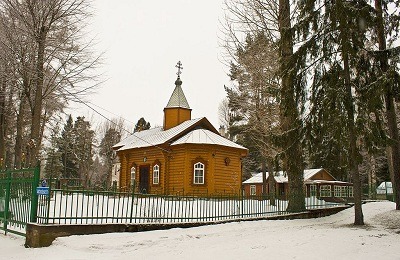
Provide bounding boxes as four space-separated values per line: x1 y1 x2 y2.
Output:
113 64 248 195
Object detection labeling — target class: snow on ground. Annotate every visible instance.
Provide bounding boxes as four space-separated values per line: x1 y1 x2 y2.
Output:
1 201 400 260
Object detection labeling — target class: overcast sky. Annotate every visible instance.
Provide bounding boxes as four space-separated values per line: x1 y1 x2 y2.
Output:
67 0 230 131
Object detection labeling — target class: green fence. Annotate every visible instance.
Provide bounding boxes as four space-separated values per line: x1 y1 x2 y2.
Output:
36 186 345 225
0 166 40 236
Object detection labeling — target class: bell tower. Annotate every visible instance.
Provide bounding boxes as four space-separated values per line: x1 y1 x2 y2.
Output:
163 61 192 130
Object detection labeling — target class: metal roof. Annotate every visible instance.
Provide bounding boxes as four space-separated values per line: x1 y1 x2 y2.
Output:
171 129 247 150
114 118 203 151
243 168 329 184
165 83 190 109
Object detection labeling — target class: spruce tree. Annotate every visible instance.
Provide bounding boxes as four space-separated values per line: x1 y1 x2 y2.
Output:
59 115 78 179
134 118 151 133
99 127 121 187
295 0 378 224
73 116 94 187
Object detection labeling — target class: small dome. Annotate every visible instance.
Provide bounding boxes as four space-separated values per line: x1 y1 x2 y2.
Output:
175 76 182 86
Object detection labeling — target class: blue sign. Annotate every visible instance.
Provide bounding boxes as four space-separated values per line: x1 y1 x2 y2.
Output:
36 187 50 196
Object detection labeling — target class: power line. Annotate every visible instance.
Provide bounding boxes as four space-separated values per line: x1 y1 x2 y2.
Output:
62 87 171 153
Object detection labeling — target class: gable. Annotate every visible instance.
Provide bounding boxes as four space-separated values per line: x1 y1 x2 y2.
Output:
113 117 221 152
243 168 337 184
171 129 247 151
306 169 336 181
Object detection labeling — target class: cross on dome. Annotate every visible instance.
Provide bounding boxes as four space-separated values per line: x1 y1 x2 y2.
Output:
176 61 183 77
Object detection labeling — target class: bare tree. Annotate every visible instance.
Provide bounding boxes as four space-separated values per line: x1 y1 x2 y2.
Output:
0 0 101 166
222 0 305 211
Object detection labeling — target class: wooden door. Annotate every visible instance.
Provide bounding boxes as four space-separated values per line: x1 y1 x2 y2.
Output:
139 166 149 194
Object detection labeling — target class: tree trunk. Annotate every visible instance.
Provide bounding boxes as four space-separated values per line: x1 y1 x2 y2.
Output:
261 160 267 197
375 0 400 210
339 0 364 224
368 154 377 199
278 0 305 212
14 95 26 169
266 158 276 206
0 73 6 168
29 27 47 165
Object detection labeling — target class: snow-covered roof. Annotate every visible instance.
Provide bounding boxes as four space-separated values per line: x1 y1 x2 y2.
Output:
171 129 247 150
243 168 335 184
114 117 246 152
165 82 190 109
377 182 393 194
114 118 203 151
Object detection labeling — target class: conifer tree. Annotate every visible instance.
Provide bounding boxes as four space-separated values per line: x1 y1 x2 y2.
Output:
59 115 78 179
294 0 379 224
73 116 94 187
99 127 122 187
373 0 400 209
44 126 63 179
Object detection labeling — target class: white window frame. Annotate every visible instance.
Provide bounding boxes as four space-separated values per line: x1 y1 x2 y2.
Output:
310 184 317 196
130 167 136 181
334 186 341 197
153 164 159 185
347 186 353 197
340 186 347 197
320 185 331 197
250 185 256 196
194 162 205 184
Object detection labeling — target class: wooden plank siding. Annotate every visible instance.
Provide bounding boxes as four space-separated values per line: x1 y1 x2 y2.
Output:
118 143 245 196
117 147 166 193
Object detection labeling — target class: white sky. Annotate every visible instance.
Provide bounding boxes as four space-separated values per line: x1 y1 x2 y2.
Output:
67 0 230 131
2 202 400 259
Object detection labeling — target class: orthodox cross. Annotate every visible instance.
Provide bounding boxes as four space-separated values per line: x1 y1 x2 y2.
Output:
176 61 183 77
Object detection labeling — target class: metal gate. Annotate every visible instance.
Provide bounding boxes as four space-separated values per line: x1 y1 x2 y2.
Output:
0 166 40 236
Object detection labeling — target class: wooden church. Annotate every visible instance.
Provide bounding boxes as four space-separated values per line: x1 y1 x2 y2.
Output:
113 62 248 195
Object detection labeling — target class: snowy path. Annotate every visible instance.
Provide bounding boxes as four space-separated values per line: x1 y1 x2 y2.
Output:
1 201 399 260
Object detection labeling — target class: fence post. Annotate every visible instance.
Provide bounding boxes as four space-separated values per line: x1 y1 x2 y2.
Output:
3 169 11 235
30 162 41 223
129 179 136 222
241 191 244 219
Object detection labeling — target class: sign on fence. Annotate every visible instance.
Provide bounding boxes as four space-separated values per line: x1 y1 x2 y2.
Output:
36 187 49 196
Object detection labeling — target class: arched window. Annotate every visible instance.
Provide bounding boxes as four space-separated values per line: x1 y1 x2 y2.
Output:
153 164 160 185
130 167 136 180
193 162 205 184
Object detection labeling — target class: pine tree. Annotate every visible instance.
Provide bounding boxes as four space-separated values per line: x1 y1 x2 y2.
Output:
134 117 150 133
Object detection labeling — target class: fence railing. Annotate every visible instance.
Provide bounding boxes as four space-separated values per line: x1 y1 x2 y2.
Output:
0 166 40 235
36 187 346 225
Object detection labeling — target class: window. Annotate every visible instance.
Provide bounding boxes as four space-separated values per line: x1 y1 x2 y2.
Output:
347 186 353 197
310 185 317 196
153 165 159 185
130 167 136 181
334 186 341 197
320 185 331 197
341 186 347 197
194 162 205 184
250 185 256 196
